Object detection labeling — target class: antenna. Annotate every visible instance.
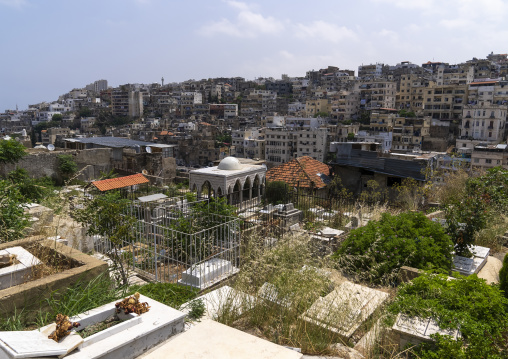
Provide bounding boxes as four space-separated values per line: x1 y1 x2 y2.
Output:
47 144 55 151
145 146 152 153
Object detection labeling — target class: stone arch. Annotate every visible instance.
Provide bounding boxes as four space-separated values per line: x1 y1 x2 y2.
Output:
243 176 252 200
216 186 223 198
252 174 261 198
201 180 213 199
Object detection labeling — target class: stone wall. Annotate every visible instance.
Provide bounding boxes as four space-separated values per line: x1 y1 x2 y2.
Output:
0 148 113 182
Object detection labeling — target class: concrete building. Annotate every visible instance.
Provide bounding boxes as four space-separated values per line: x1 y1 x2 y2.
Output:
471 144 508 170
112 89 143 117
357 80 397 111
459 104 507 143
356 131 392 152
392 117 431 153
423 83 468 120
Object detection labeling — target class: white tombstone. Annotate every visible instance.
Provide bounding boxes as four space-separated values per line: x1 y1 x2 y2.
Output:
0 247 42 290
300 281 389 338
179 258 238 289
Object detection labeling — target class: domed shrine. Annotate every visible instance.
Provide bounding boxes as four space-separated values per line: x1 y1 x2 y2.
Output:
189 157 267 205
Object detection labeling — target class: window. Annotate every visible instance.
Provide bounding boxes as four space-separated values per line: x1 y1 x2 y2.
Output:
474 158 479 163
486 159 492 164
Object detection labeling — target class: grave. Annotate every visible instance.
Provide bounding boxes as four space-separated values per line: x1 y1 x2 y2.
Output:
300 281 389 339
179 258 238 289
142 319 303 359
453 245 490 276
392 313 460 349
258 282 292 307
180 285 254 321
0 238 107 317
273 203 303 228
0 247 41 291
2 294 187 359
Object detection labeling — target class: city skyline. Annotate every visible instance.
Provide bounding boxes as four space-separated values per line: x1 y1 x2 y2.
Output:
1 0 507 111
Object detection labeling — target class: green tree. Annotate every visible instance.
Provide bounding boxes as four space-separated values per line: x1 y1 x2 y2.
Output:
265 181 289 204
334 212 453 284
0 139 26 165
51 114 63 122
78 107 92 118
347 132 355 141
387 272 508 358
7 167 46 202
74 191 135 286
0 180 29 242
500 253 508 297
57 154 77 183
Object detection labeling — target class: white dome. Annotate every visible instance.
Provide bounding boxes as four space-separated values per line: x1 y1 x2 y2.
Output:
218 156 242 170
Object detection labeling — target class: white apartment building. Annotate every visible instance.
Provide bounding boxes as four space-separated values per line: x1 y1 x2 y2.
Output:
460 104 507 143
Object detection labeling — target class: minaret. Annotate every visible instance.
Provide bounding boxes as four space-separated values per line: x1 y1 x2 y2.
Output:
161 77 164 87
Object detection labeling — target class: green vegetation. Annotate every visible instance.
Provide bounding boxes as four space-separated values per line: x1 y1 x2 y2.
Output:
265 181 289 204
218 234 338 355
387 272 508 358
0 180 29 242
444 167 508 256
74 191 136 286
7 167 47 203
130 282 198 308
333 212 453 284
500 254 508 298
398 109 416 118
57 154 78 183
0 139 26 165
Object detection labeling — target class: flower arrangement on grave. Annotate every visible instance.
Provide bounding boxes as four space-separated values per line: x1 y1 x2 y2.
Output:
48 314 80 342
0 253 17 269
115 292 150 315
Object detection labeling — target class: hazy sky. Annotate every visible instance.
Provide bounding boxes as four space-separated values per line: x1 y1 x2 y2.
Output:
1 0 507 111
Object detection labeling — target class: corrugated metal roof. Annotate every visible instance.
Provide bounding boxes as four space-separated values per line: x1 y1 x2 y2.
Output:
91 173 149 191
333 150 428 180
64 137 157 148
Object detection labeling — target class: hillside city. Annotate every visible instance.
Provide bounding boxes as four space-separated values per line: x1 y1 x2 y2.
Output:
1 52 508 359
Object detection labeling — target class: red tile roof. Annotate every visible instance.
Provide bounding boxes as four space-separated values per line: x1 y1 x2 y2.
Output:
91 173 149 192
160 130 174 136
266 156 331 189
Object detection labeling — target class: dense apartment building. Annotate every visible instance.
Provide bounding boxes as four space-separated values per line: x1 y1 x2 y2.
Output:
422 83 468 120
391 117 431 153
396 74 429 113
111 89 143 117
357 80 397 111
329 90 360 121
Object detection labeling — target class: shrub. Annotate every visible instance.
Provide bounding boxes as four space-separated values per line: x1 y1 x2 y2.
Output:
500 254 508 298
265 181 289 204
333 212 453 285
387 272 508 358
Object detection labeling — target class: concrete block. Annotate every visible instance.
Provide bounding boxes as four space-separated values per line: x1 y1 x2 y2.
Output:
142 319 303 359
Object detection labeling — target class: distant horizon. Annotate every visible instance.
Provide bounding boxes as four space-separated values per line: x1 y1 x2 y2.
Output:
1 0 507 111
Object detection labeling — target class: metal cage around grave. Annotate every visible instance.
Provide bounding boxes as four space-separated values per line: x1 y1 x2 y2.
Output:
93 199 241 289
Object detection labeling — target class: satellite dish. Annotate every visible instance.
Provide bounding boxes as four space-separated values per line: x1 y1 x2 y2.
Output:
47 144 55 151
145 146 152 153
142 169 148 175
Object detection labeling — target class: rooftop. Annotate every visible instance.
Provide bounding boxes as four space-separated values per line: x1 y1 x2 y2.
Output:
91 173 149 191
266 156 331 189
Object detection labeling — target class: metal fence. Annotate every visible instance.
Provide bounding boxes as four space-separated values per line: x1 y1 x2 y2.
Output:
93 198 241 289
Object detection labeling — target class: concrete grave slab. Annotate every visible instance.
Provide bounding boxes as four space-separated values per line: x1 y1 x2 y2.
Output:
392 314 460 349
142 319 303 359
0 331 67 359
60 294 186 359
0 247 41 290
318 227 344 238
300 281 389 339
179 258 238 290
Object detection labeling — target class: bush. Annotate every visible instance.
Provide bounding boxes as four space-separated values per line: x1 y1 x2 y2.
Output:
500 254 508 298
387 272 508 358
333 212 453 284
265 181 288 204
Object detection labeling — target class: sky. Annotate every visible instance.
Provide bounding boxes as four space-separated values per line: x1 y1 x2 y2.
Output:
1 0 508 111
